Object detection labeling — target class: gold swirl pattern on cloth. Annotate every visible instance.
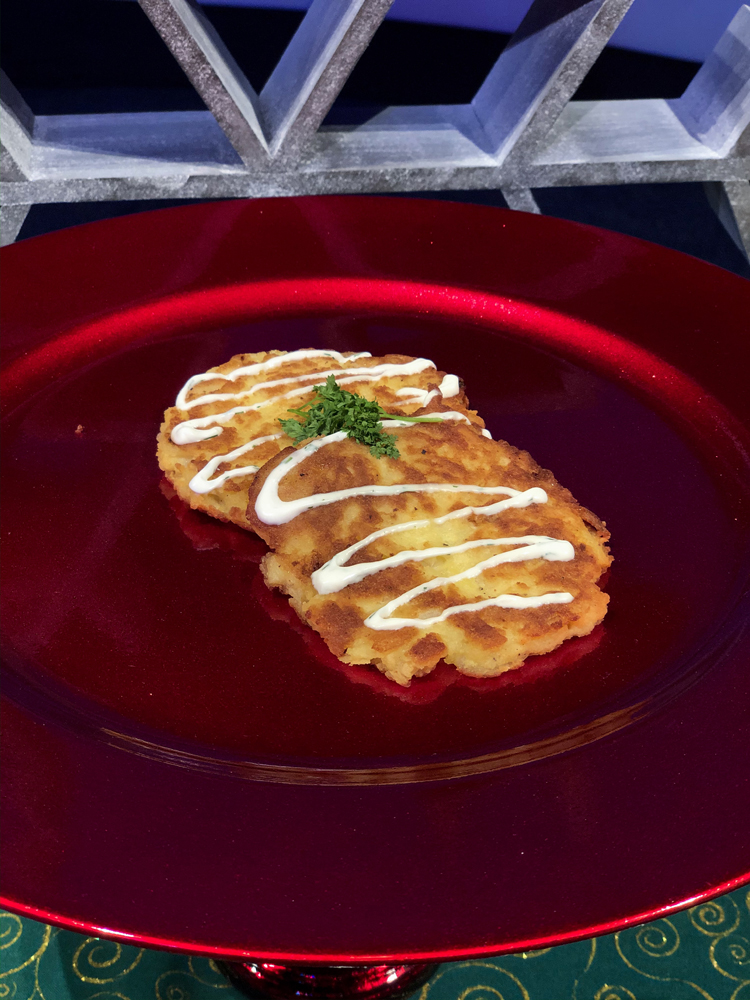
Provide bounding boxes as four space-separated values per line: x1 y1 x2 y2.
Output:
2 887 750 999
614 918 715 999
418 962 531 1000
593 988 637 1000
711 936 750 980
692 899 743 938
154 966 233 999
0 912 24 953
0 919 48 999
633 918 681 958
187 956 233 988
72 937 144 984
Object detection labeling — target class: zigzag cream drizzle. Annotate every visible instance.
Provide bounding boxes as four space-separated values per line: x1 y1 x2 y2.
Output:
169 350 476 494
172 352 438 445
254 423 575 630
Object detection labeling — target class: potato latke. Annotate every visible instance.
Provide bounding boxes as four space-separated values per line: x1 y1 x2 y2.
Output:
246 419 611 686
158 349 480 528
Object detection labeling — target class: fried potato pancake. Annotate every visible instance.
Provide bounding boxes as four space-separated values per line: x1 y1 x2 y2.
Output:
157 349 481 528
246 420 611 686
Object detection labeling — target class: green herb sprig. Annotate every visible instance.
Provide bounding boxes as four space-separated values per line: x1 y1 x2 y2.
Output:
279 376 441 459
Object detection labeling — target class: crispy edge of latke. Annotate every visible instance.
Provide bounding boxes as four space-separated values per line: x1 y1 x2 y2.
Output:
157 350 289 528
247 423 612 685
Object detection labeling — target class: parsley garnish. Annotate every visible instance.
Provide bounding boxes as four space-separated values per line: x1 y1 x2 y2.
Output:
279 376 441 459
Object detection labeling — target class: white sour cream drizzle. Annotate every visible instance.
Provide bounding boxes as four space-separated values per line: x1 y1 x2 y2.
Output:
176 359 432 413
365 546 574 630
187 413 474 494
256 419 503 525
170 352 464 447
396 386 440 406
188 433 283 494
253 423 575 629
313 499 560 594
438 374 460 398
393 375 461 408
175 349 372 409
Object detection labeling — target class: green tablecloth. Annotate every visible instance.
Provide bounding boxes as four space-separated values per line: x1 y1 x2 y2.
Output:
3 886 749 1000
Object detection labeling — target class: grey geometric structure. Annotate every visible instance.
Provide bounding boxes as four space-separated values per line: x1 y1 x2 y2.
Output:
1 0 749 255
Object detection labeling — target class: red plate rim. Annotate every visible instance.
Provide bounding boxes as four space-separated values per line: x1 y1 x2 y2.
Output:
2 197 750 962
3 870 750 964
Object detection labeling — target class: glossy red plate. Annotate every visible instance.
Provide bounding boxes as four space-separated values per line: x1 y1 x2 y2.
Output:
2 197 749 963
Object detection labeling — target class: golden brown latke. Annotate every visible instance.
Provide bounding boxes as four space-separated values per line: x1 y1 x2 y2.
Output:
157 349 481 528
246 420 611 686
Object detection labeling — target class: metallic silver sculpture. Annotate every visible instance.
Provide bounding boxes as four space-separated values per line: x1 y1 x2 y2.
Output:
1 0 749 255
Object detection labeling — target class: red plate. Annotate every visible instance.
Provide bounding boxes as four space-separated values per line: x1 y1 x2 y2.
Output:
2 197 749 962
